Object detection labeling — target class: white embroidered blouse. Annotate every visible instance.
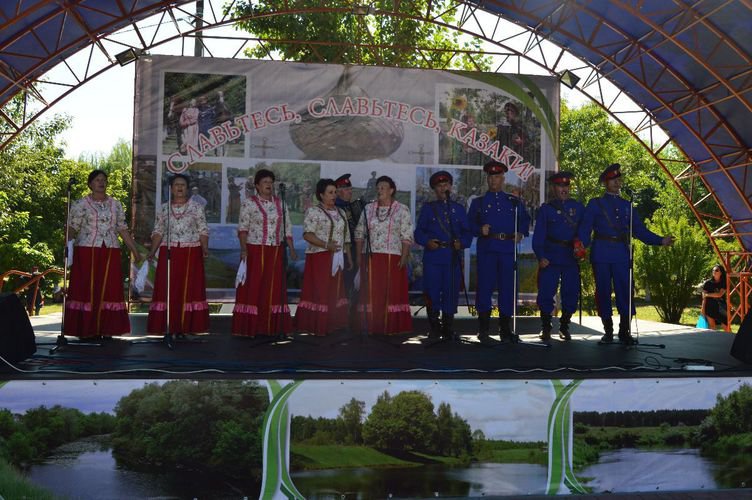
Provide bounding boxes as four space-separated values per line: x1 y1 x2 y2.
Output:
69 195 128 248
303 205 350 254
354 201 414 256
238 195 293 246
152 199 209 247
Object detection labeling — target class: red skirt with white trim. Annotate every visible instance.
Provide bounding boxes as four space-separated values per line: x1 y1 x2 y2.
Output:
295 251 349 336
63 245 130 338
147 245 209 334
357 253 413 335
232 243 292 336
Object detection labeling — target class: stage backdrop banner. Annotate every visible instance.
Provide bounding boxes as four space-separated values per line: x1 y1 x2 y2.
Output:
3 377 750 498
132 55 559 301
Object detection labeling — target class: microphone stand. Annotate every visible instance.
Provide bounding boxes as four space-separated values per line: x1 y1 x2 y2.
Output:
360 198 373 343
624 189 664 350
278 183 291 342
507 196 549 349
51 179 102 353
163 186 174 349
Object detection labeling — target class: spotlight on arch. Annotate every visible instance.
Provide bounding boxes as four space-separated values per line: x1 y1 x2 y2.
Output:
559 70 580 89
115 48 144 67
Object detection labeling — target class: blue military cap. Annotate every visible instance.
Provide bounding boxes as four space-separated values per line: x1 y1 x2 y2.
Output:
549 171 574 186
483 160 508 175
599 163 622 182
429 170 453 188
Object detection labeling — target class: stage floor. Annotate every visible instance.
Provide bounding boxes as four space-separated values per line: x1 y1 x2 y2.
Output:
9 308 750 380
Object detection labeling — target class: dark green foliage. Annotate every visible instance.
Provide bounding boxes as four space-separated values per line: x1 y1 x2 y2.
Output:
695 385 752 488
111 380 267 479
0 406 115 466
0 92 133 284
559 102 716 318
574 409 710 428
226 1 491 70
292 391 472 458
635 216 712 322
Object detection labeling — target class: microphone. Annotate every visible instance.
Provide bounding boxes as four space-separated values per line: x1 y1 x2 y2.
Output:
623 187 636 198
443 190 451 201
68 177 77 186
278 183 286 193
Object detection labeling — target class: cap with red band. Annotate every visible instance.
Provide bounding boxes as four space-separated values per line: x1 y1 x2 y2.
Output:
483 160 508 175
549 171 574 186
599 163 622 182
429 170 453 188
334 173 352 188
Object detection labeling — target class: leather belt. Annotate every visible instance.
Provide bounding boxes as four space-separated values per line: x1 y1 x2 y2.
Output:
594 233 628 243
485 232 515 240
546 237 572 247
435 241 451 248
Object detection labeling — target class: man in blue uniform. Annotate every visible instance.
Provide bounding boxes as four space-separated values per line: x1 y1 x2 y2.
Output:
469 160 531 341
335 173 363 327
533 172 585 343
578 163 674 344
415 171 472 339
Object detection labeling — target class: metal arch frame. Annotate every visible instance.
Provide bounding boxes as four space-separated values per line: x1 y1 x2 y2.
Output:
480 0 749 253
0 1 748 253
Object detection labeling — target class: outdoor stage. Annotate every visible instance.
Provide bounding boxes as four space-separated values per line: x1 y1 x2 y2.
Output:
11 308 750 380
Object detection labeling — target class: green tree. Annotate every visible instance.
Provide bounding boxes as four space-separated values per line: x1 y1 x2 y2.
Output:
434 402 472 456
560 101 715 313
362 390 436 452
112 380 268 478
227 0 490 70
0 96 83 279
635 214 712 322
337 397 365 445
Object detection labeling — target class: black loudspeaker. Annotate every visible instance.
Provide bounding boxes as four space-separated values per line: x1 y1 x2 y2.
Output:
730 311 752 365
0 293 37 364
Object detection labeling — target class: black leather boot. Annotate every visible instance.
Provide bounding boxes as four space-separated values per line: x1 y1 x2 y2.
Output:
441 313 455 340
499 314 519 343
618 316 636 345
477 311 491 340
427 308 442 339
600 317 614 343
559 311 572 341
539 313 552 343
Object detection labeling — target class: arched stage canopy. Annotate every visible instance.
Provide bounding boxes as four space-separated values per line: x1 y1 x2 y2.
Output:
0 0 750 254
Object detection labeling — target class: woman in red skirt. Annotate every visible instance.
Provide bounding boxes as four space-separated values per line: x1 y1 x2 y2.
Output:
354 175 414 335
146 173 209 335
296 179 352 335
232 169 297 337
64 170 142 338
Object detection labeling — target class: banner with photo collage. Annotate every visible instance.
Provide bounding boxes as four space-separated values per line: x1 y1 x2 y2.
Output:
132 55 559 301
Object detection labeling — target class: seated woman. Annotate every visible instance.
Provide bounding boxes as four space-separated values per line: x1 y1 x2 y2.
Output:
702 265 728 330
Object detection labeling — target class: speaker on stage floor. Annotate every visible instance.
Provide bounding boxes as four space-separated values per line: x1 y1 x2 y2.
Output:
0 292 37 364
730 311 752 364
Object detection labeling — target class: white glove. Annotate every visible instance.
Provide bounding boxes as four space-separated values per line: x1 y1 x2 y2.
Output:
353 269 361 291
331 250 344 276
235 260 247 288
66 240 74 267
133 261 149 293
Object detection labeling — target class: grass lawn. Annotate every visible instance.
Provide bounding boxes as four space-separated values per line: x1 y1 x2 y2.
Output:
292 445 418 469
0 460 56 500
635 299 738 333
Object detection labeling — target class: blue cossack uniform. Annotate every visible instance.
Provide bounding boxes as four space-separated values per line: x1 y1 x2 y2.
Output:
468 191 530 317
533 198 584 315
579 191 664 340
414 199 472 314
